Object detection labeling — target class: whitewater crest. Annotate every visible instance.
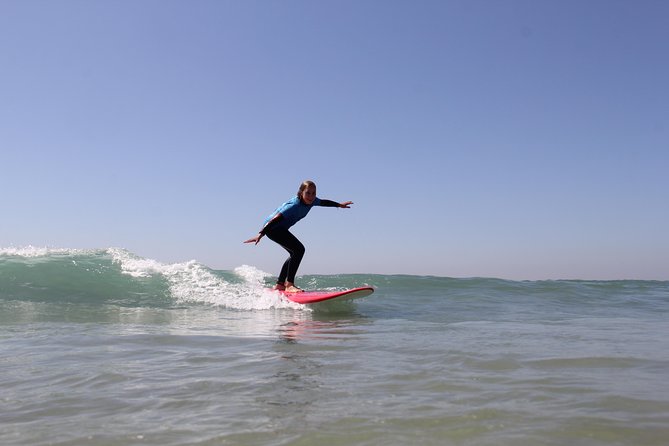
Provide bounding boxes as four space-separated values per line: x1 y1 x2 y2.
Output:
0 246 94 258
106 248 304 310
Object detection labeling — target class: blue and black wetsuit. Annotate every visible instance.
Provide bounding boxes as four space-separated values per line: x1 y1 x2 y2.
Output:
260 196 339 285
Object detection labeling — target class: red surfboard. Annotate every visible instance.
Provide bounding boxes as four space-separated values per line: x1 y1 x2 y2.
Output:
276 286 375 304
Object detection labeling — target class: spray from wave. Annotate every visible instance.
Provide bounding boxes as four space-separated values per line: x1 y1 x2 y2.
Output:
0 247 303 311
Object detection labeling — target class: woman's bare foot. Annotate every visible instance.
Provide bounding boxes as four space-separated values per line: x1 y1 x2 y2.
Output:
273 283 286 291
284 284 303 293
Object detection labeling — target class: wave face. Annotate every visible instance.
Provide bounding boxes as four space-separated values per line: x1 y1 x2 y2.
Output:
0 247 300 310
1 246 667 314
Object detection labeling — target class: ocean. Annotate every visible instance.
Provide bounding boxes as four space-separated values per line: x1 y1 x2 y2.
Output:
1 247 668 446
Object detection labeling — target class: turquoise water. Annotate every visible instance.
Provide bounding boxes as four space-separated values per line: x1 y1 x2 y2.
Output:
1 248 668 445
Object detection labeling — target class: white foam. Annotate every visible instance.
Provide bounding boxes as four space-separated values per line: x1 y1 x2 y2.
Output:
0 246 91 258
107 248 304 311
107 247 167 278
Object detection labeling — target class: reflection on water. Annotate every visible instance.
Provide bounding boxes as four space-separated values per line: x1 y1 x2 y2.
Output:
278 318 370 343
261 312 373 432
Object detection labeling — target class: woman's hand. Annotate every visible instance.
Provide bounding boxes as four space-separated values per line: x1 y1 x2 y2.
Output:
244 233 263 245
339 201 353 208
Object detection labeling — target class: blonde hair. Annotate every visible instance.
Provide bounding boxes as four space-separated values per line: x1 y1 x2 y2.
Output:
297 180 316 197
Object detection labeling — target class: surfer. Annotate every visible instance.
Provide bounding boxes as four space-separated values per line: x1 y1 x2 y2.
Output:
244 180 353 293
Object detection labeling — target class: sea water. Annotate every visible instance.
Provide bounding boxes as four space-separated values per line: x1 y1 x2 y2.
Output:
1 247 668 445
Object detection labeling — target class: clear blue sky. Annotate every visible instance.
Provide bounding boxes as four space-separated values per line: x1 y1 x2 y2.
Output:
1 0 667 280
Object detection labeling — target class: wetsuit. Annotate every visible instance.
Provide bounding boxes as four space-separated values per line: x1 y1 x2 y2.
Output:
259 196 339 285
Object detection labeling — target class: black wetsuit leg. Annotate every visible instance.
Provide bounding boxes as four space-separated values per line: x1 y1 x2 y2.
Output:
265 227 305 284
